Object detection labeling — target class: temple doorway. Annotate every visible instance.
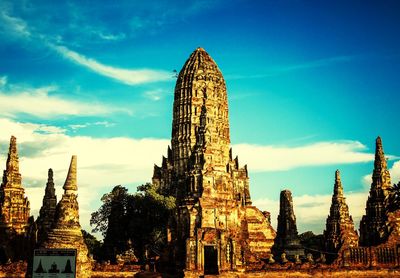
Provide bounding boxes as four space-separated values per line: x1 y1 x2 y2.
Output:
204 245 218 275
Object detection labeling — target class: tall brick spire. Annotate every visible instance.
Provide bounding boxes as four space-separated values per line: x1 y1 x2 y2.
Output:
360 136 392 246
172 47 230 176
36 169 57 244
323 170 358 261
273 189 304 260
63 155 77 193
42 155 91 277
0 136 30 234
152 48 275 273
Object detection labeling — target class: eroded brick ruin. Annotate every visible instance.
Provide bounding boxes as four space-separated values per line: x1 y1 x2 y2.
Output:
0 136 30 261
360 136 392 246
323 170 359 262
272 189 304 261
40 156 92 277
36 168 57 245
153 48 276 274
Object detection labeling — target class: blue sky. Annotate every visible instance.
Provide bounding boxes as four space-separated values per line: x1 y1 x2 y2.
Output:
0 0 399 235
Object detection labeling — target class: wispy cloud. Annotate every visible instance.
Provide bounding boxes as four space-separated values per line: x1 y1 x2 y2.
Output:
143 89 166 101
232 140 391 172
227 55 360 80
68 121 115 131
0 9 30 38
0 82 128 119
96 32 126 41
0 8 173 86
0 76 7 87
53 45 172 85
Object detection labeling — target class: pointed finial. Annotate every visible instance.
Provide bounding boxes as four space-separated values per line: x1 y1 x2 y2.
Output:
63 155 77 193
4 135 21 183
374 136 387 170
335 169 341 182
8 135 18 158
334 169 344 197
48 168 53 181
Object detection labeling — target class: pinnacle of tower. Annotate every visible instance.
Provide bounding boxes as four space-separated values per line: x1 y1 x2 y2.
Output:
334 169 344 197
63 155 77 192
2 135 22 188
46 168 55 191
374 136 387 170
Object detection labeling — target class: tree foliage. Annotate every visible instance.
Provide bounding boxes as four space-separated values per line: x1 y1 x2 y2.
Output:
90 183 175 262
81 229 102 260
386 182 400 213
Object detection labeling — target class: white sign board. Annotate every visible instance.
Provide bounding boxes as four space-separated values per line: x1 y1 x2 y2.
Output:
32 249 77 278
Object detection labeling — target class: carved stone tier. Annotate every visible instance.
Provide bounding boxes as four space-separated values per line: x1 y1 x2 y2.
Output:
360 137 392 246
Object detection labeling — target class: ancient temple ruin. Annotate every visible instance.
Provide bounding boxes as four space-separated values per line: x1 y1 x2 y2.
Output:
153 48 275 274
0 136 30 235
41 156 91 277
0 136 31 262
36 169 57 244
359 136 392 246
272 190 304 261
323 170 358 261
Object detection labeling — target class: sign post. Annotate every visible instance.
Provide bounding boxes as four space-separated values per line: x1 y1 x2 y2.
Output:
32 249 77 278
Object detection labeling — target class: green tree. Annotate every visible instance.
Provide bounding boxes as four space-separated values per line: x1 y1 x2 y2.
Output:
81 229 102 260
386 182 400 213
90 183 175 263
126 183 175 262
91 185 130 261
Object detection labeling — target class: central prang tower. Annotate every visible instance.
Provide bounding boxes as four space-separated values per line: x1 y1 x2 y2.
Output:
153 48 275 274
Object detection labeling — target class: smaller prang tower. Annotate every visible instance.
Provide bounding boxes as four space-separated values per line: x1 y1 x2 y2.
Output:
36 169 57 244
273 189 304 261
41 156 91 277
323 170 358 261
360 137 392 246
0 136 30 235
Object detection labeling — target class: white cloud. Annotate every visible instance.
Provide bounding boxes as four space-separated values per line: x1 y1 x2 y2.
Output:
0 83 127 119
143 89 165 101
97 32 126 41
68 121 115 131
390 160 400 184
233 141 379 172
254 191 367 234
0 119 389 234
0 118 170 233
0 10 31 38
0 76 7 87
54 46 172 85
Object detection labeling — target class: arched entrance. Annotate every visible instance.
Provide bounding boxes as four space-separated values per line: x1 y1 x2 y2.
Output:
204 245 218 275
